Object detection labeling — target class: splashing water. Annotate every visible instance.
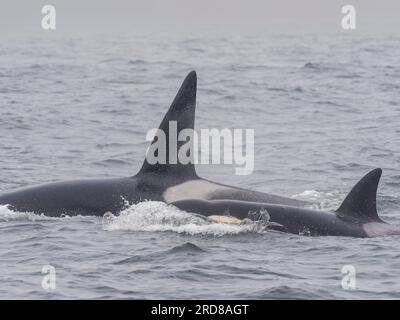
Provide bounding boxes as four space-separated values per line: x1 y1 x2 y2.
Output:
102 201 270 236
0 205 50 222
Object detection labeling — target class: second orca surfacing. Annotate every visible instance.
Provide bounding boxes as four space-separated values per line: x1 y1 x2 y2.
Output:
172 168 400 237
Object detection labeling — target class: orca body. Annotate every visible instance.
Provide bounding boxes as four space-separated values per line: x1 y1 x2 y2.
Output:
0 71 306 217
172 169 400 237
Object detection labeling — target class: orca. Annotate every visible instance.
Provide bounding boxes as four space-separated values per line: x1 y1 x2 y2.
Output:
0 71 306 217
172 168 400 237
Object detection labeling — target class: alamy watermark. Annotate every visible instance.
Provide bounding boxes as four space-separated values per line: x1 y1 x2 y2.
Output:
41 264 56 290
341 265 356 290
145 121 255 175
41 5 356 32
41 5 56 30
341 5 356 30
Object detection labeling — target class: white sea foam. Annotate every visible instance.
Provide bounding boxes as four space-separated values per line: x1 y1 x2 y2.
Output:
0 201 269 236
0 205 84 222
102 201 268 236
291 190 342 210
0 205 49 222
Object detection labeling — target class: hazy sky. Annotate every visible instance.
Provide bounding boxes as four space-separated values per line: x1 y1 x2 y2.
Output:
0 0 399 38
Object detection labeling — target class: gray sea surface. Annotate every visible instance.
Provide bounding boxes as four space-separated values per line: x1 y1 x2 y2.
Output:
1 34 400 299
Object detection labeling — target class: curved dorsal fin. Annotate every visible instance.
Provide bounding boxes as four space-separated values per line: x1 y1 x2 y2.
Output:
138 71 198 180
336 168 382 222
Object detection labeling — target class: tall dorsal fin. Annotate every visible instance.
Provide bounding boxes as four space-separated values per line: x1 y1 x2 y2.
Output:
138 71 198 179
336 168 383 222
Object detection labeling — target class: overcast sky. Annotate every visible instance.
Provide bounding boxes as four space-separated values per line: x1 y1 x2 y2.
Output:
0 0 399 38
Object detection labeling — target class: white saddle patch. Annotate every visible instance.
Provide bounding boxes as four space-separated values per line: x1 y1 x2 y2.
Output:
163 179 231 203
363 222 400 237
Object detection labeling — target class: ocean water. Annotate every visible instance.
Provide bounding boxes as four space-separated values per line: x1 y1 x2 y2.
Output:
1 33 400 299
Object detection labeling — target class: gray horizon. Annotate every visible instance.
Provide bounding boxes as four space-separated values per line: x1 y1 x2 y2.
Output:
0 0 399 38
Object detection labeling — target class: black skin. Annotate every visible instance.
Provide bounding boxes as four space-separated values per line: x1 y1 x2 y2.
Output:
171 199 368 237
0 172 175 217
0 173 306 217
0 177 147 217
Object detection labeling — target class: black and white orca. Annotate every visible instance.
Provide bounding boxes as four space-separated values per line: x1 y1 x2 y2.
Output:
0 71 305 217
172 168 400 237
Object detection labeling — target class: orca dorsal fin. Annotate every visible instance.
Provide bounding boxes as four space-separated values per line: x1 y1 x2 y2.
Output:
336 168 383 222
138 71 198 179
